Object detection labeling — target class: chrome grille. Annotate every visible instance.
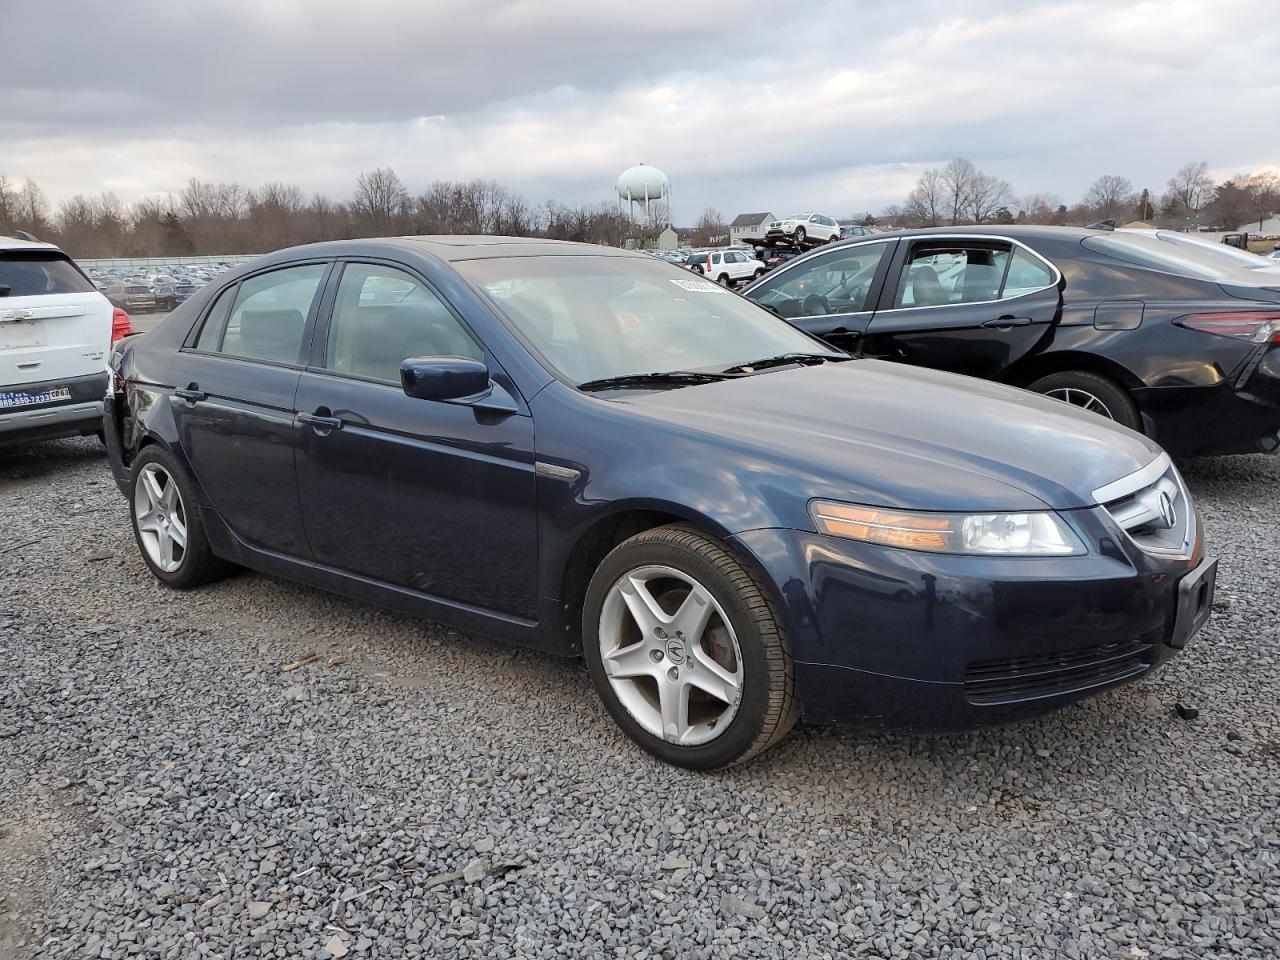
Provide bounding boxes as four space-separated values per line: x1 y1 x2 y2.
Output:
1094 453 1196 558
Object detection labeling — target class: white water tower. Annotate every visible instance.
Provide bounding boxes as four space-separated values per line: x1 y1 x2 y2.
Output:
617 163 671 227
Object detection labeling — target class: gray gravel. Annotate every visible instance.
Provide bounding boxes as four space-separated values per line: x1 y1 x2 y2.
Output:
1 439 1277 959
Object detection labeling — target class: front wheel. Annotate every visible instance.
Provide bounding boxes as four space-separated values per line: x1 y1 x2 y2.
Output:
1029 370 1141 431
583 525 798 769
129 446 234 589
793 227 806 244
753 268 766 279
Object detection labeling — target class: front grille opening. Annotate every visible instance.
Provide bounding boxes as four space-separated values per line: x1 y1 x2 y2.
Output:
964 640 1152 705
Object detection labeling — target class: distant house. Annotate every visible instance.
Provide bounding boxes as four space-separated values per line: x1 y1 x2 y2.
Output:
729 212 774 245
1238 215 1280 236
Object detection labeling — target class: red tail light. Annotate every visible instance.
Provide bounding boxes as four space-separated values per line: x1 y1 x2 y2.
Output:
111 307 133 343
1174 312 1280 344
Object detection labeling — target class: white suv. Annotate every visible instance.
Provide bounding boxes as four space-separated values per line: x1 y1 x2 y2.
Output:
686 249 766 286
1 236 118 446
765 213 841 245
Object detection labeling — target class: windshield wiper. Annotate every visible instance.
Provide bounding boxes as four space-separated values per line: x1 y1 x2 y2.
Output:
577 371 730 393
721 353 849 374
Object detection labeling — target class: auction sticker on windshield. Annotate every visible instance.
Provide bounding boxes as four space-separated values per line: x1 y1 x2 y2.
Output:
668 277 729 294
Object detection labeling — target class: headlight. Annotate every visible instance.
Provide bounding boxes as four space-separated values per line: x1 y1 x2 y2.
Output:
809 501 1085 556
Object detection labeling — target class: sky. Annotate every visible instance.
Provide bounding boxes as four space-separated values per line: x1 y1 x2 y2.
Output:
3 0 1278 223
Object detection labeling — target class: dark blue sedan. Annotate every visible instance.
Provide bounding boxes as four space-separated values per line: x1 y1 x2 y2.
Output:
103 237 1218 768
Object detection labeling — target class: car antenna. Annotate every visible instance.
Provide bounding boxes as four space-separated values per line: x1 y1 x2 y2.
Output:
1086 219 1115 231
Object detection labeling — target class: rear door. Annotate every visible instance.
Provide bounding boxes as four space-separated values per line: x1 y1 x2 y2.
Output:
0 249 111 387
861 236 1062 379
167 261 332 558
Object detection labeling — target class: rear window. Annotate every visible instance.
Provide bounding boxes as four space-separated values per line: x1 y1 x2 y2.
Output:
1082 233 1262 283
0 251 95 297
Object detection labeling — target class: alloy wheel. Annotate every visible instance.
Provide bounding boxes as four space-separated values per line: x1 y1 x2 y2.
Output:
598 564 744 746
1043 387 1115 419
134 462 188 573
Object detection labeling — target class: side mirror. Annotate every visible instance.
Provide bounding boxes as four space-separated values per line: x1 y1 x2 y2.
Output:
400 356 491 402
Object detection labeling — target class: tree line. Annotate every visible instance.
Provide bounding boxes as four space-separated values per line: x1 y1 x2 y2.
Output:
0 167 656 259
880 159 1279 232
3 159 1277 260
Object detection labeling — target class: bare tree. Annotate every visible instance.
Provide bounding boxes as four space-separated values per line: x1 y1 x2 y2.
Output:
966 173 1015 224
352 167 409 235
940 158 978 224
1019 193 1061 225
905 168 944 226
1083 175 1136 221
1165 161 1214 215
692 207 725 247
17 178 52 237
1243 171 1280 231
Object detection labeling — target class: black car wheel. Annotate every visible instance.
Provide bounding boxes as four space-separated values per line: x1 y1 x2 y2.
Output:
1030 371 1141 431
129 445 234 589
793 227 806 244
583 525 798 769
717 273 732 287
753 268 766 279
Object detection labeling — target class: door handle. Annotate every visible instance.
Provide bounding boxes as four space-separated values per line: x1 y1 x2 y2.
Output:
982 316 1033 329
298 411 343 431
175 385 206 403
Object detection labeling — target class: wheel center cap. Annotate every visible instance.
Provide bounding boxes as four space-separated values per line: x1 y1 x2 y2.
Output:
665 638 686 665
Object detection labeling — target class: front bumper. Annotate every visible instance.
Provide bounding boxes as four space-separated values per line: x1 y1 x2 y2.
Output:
0 372 108 446
733 514 1214 731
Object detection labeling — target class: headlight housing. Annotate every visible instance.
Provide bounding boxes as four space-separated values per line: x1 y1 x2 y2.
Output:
809 501 1085 557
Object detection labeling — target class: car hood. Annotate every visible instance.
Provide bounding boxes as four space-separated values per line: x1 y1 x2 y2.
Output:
624 360 1164 512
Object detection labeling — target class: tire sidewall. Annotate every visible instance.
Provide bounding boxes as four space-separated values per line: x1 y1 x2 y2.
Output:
582 533 777 769
1031 371 1141 431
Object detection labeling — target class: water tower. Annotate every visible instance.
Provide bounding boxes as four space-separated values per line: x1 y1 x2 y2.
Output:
617 163 671 227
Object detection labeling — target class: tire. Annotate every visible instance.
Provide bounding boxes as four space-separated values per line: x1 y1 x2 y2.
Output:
128 445 234 589
753 268 766 279
717 273 732 287
582 524 798 769
1029 370 1141 431
793 227 806 245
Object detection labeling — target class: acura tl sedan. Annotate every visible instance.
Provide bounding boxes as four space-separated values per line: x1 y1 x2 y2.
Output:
103 237 1217 768
741 225 1280 458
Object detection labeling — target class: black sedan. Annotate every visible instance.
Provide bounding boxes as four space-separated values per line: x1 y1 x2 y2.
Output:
741 225 1280 457
103 237 1216 768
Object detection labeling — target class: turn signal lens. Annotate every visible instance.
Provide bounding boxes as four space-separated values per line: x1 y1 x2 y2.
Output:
809 501 1085 556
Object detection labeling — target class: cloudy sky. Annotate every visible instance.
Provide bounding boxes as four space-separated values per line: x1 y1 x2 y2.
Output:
4 0 1278 222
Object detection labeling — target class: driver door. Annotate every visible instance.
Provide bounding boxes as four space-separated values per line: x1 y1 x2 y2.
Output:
743 239 897 353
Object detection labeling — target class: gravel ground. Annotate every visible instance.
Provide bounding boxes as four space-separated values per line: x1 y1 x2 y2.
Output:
1 439 1277 959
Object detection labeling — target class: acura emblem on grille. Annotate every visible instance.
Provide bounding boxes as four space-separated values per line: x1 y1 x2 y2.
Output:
1157 491 1177 529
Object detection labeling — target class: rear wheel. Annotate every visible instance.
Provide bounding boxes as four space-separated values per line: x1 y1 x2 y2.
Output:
129 446 234 589
1030 370 1141 431
717 273 732 287
583 525 798 769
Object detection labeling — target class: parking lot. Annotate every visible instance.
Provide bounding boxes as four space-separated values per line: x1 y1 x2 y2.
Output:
0 439 1275 959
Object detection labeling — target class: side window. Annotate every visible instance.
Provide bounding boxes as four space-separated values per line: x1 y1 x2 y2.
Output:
324 263 482 383
194 285 235 351
219 264 326 364
1001 247 1055 299
750 242 893 318
894 245 1010 308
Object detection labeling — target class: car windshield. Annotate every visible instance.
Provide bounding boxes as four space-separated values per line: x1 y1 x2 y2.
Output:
455 255 842 387
1083 233 1269 283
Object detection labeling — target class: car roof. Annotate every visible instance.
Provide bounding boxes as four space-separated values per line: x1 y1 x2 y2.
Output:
0 235 63 252
872 224 1101 241
264 235 647 265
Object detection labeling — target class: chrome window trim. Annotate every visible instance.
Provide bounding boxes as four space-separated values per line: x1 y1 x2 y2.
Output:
752 233 1062 316
877 234 1062 314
